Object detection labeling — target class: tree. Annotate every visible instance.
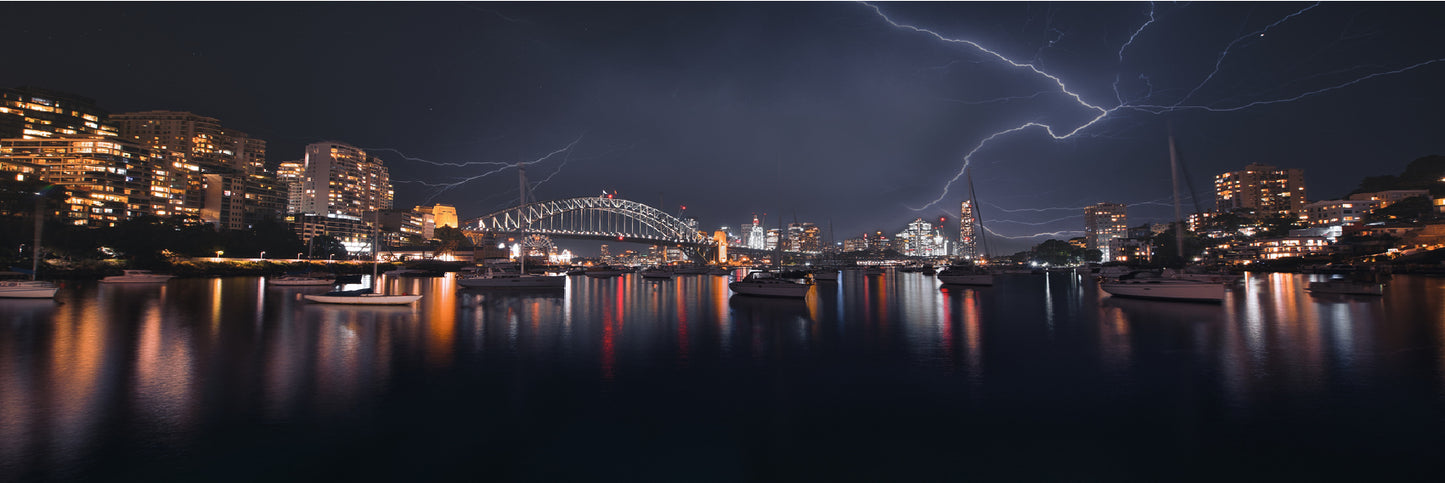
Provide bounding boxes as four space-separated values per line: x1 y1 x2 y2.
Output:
309 235 349 259
433 226 472 255
1149 225 1208 268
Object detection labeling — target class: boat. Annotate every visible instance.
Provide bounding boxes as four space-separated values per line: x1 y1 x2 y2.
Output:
268 274 336 286
707 267 732 276
303 288 423 305
304 212 423 305
921 265 937 276
639 267 676 279
1307 279 1383 296
585 265 626 278
0 271 58 298
936 262 994 286
455 168 567 291
4 206 58 298
1307 270 1387 296
672 265 708 275
810 267 839 282
458 267 567 289
864 266 886 276
1099 270 1225 302
729 271 812 298
100 270 175 283
565 267 587 275
1099 129 1226 303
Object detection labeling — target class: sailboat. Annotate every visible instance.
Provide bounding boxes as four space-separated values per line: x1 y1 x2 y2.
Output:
1100 131 1225 303
2 197 59 298
458 167 566 290
305 212 423 305
937 169 995 286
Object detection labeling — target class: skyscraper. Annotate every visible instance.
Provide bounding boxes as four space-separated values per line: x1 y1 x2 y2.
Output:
1214 163 1307 218
1084 202 1128 261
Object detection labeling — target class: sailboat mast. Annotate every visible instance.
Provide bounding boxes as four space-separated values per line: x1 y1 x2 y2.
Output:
1168 133 1186 260
31 195 42 280
966 168 990 260
372 210 380 292
518 167 527 274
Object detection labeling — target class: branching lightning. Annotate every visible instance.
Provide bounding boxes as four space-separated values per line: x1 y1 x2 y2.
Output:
1173 2 1320 107
379 134 585 204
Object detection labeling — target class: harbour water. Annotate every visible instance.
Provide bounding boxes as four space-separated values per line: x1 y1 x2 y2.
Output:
2 271 1442 480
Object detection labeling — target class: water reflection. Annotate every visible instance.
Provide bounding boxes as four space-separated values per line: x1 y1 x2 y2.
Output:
1 272 1443 479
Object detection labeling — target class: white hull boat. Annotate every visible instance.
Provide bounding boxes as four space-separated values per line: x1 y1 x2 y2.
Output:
0 280 59 298
100 270 174 283
1100 278 1225 302
729 272 811 298
303 291 423 305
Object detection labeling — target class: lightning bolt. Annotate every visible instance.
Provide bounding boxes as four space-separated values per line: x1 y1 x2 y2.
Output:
1173 2 1320 106
379 134 584 204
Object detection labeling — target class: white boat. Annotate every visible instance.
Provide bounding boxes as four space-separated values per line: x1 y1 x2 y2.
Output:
1100 271 1225 302
1306 280 1383 296
100 270 175 283
268 274 335 286
0 272 59 298
457 268 566 289
639 267 676 279
937 264 994 286
303 289 423 305
305 211 424 305
729 271 812 298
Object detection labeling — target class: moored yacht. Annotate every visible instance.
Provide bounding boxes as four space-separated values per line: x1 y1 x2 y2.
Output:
458 267 567 289
936 263 993 286
639 267 676 279
0 271 58 298
1099 270 1225 302
729 271 812 298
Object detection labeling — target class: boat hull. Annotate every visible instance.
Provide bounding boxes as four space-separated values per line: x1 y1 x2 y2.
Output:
937 274 994 286
458 276 566 289
268 278 335 286
1100 280 1225 302
729 282 811 298
303 293 422 305
0 281 59 298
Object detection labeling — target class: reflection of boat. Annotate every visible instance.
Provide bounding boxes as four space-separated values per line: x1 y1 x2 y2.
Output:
937 263 994 286
1100 271 1225 303
728 293 812 320
269 274 336 286
640 267 676 279
1307 280 1383 296
729 271 812 298
1101 295 1224 321
100 270 174 283
0 271 58 298
585 265 625 278
388 268 431 277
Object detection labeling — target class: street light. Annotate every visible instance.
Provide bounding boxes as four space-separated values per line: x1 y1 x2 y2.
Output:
215 250 224 261
329 254 335 263
296 253 302 261
260 251 266 260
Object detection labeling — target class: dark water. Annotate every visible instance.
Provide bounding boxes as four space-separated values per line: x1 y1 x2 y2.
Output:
2 271 1443 481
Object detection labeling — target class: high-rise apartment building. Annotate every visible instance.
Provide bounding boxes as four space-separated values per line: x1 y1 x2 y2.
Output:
290 142 394 254
897 218 947 257
787 222 821 252
0 138 161 226
111 111 275 229
1214 163 1307 217
959 200 979 260
1084 202 1128 261
0 86 119 140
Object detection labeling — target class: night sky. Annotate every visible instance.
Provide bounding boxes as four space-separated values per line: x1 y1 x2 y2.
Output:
5 2 1442 254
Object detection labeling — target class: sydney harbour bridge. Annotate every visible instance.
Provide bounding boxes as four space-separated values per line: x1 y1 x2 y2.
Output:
460 194 780 263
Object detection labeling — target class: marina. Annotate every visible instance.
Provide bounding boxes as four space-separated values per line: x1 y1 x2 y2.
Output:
2 270 1442 480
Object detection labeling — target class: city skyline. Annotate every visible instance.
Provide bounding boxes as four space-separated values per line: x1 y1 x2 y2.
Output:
2 2 1442 254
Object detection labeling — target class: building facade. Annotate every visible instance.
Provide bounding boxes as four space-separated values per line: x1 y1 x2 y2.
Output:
289 142 394 254
959 200 979 260
111 111 273 229
0 138 164 226
1084 202 1128 261
1214 163 1307 217
1 86 119 140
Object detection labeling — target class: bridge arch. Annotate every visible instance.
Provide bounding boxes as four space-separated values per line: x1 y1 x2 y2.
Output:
461 196 716 254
